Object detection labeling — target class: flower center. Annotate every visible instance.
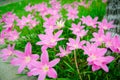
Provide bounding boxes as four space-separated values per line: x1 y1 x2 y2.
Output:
91 55 96 60
107 41 112 47
75 28 80 32
42 65 49 72
25 56 31 63
63 51 67 54
90 22 93 26
50 25 53 29
13 36 18 40
98 37 103 42
50 38 56 43
103 26 107 30
73 44 78 48
8 50 12 55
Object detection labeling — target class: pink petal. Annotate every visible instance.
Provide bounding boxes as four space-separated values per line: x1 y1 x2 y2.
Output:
36 41 43 45
48 68 57 78
76 36 80 43
14 50 24 57
11 58 22 66
57 38 64 41
94 17 98 21
41 49 49 63
41 46 47 51
97 48 107 56
18 63 27 73
38 72 46 80
101 64 109 72
92 65 100 72
38 34 45 40
49 58 60 67
27 61 41 70
103 56 114 63
59 46 64 52
31 54 39 60
55 30 63 38
25 42 32 56
27 68 41 76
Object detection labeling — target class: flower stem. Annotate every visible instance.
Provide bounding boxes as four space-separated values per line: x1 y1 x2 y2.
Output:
74 50 82 80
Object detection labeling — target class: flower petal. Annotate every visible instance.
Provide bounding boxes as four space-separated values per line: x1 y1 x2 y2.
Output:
14 50 24 57
25 42 32 56
48 68 57 78
49 58 60 67
38 72 46 80
31 54 39 60
101 64 109 72
27 68 41 76
36 41 43 45
55 30 63 38
11 58 22 66
92 65 100 72
18 63 27 73
41 49 49 63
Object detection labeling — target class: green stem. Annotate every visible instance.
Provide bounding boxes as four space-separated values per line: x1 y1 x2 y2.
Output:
74 50 82 80
114 55 120 61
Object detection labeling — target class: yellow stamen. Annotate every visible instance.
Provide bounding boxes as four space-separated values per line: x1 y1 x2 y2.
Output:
25 56 31 63
42 65 49 72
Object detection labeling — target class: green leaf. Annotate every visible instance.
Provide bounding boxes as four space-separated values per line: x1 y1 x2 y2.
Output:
63 60 75 71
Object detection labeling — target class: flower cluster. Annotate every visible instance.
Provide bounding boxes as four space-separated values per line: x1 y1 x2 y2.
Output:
0 12 19 44
0 0 118 80
17 14 39 29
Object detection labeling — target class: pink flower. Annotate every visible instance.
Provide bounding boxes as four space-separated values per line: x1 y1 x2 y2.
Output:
110 35 120 53
17 14 38 29
0 44 15 61
17 18 27 29
43 17 57 31
67 37 85 50
2 12 18 24
50 0 61 10
0 31 5 45
98 18 114 30
85 46 114 72
36 30 64 48
25 4 33 12
56 46 71 57
79 0 92 8
37 3 49 17
7 30 19 41
91 29 105 45
11 42 39 73
63 4 72 10
0 28 19 41
3 23 13 29
70 22 88 37
102 0 107 3
67 7 78 20
28 19 39 29
27 49 60 80
2 12 18 29
83 42 98 55
47 9 61 20
104 32 113 48
81 16 98 28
